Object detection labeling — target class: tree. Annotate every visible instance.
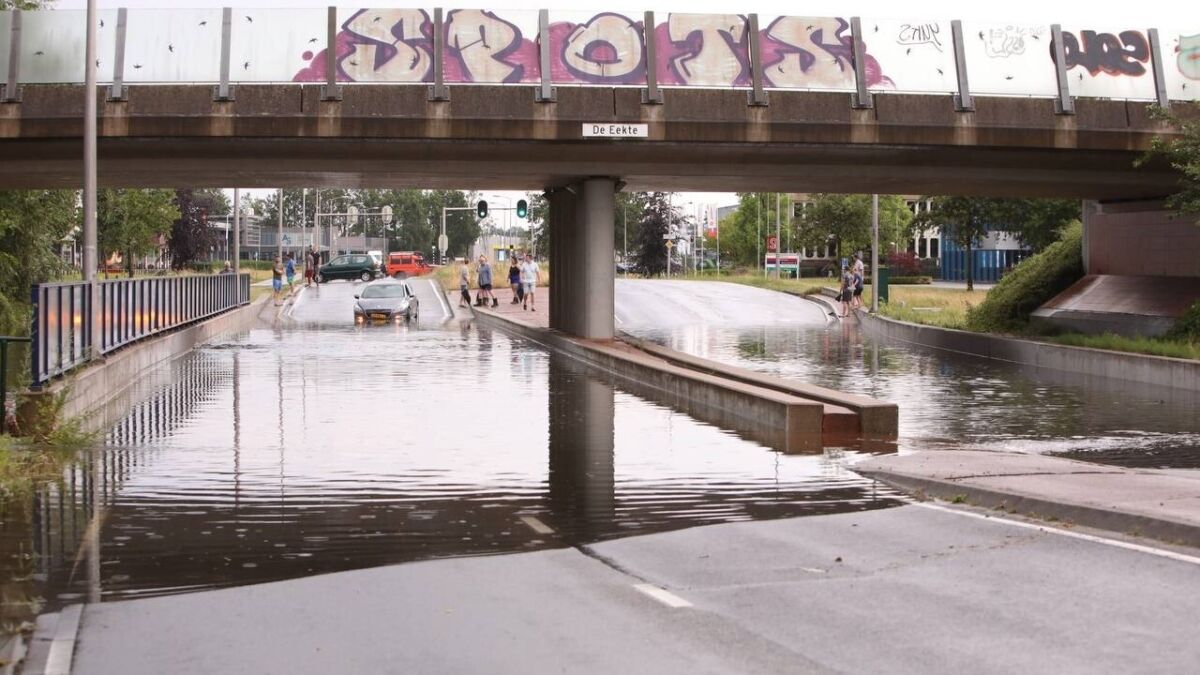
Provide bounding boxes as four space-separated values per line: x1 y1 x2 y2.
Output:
0 1 52 9
1009 199 1081 252
916 197 1010 291
1145 107 1200 222
169 189 216 270
0 189 77 333
716 193 781 267
98 189 177 276
634 193 676 276
799 194 913 261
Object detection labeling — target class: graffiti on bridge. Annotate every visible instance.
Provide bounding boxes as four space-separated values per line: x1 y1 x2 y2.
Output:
292 10 891 89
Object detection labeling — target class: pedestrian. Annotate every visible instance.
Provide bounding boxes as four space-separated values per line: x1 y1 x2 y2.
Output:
458 258 472 308
307 246 321 286
520 253 540 312
839 265 854 318
508 256 522 304
218 261 233 275
477 255 496 308
284 253 296 288
272 256 284 305
852 253 865 309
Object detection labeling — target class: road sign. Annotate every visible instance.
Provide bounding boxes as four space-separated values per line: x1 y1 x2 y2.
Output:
438 234 449 252
766 235 779 252
582 123 648 138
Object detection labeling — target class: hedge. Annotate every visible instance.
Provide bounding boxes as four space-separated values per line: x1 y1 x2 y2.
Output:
965 221 1083 332
887 276 932 285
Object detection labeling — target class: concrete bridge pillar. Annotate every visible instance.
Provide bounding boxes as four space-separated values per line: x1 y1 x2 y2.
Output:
547 355 615 537
548 178 616 340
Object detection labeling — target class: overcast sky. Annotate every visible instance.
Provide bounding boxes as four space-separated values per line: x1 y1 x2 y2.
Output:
49 1 1191 211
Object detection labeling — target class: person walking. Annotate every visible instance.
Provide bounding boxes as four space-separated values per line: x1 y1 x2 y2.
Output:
272 256 285 306
458 258 472 308
477 255 497 308
284 253 296 288
218 261 234 275
307 246 321 286
508 257 522 304
520 253 540 312
851 253 865 310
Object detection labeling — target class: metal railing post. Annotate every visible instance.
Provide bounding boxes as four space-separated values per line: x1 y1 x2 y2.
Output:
108 7 128 101
535 9 555 102
2 10 20 103
747 14 768 106
320 6 342 101
850 17 873 109
1050 24 1075 115
214 7 234 101
1147 28 1169 109
428 8 448 101
951 20 974 112
641 11 662 104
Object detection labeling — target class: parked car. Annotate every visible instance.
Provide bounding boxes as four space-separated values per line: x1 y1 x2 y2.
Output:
353 279 420 323
367 250 384 269
384 251 431 278
317 254 381 282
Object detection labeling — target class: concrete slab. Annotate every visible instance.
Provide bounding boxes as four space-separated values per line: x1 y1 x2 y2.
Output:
857 450 1200 546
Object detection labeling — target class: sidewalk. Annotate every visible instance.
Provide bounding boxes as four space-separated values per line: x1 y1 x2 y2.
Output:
467 285 550 329
856 450 1200 547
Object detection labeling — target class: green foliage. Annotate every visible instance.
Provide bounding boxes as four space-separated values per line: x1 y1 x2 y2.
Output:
965 222 1083 332
1046 332 1200 361
715 193 777 266
169 189 217 270
634 193 675 277
1165 301 1200 342
886 251 922 276
799 194 913 261
888 276 933 285
98 189 178 275
1145 106 1200 222
0 189 78 335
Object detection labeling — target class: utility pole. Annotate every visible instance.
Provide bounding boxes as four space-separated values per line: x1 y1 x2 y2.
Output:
871 193 880 313
233 188 241 273
83 0 98 352
756 195 761 274
277 189 284 261
623 202 628 279
775 193 782 280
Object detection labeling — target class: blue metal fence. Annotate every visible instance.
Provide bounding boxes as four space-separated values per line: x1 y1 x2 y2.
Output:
30 273 250 386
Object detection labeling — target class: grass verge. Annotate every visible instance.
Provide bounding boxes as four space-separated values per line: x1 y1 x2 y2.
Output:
1043 333 1200 360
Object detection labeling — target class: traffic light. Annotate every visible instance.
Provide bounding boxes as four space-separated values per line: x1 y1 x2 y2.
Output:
477 200 488 219
516 199 528 219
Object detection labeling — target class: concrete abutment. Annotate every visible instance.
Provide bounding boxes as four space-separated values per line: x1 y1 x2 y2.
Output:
548 177 616 340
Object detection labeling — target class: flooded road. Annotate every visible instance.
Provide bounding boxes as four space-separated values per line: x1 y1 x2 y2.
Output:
617 280 1200 470
5 279 899 617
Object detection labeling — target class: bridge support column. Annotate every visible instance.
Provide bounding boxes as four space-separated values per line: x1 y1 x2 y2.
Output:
548 178 616 340
547 355 614 537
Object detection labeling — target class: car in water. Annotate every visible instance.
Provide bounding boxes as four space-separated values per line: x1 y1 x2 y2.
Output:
384 251 431 278
317 253 381 283
353 279 420 323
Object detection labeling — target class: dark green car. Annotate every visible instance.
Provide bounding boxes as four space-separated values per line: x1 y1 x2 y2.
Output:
317 254 381 283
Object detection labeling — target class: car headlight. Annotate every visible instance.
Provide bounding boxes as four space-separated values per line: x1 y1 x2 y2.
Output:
354 304 365 314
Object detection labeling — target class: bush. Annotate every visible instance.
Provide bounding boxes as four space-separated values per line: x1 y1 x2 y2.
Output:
886 251 922 276
965 221 1083 332
1165 301 1200 342
888 276 932 285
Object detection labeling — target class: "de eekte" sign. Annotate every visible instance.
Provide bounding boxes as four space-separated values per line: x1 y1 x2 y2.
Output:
582 123 649 138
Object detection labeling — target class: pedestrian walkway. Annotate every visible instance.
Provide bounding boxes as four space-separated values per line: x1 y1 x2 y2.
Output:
857 450 1200 547
468 285 550 329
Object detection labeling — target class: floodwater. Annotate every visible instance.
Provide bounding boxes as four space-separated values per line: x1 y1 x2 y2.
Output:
0 280 899 623
615 280 1200 471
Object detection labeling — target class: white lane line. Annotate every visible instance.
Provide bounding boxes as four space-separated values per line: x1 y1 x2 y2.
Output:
614 313 624 325
427 278 452 319
286 286 307 317
519 515 554 535
914 502 1200 567
633 583 693 608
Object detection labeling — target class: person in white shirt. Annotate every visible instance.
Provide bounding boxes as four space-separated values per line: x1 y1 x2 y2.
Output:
851 253 865 309
519 253 541 312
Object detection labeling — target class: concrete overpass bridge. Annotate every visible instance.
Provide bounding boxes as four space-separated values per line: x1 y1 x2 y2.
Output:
3 7 1199 338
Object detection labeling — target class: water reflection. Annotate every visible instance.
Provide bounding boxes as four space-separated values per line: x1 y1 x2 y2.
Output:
629 323 1200 469
4 322 900 614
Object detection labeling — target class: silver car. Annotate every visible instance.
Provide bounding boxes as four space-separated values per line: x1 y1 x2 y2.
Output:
353 279 420 323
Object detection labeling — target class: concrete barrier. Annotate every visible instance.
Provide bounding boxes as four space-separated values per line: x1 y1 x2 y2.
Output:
470 309 826 453
23 296 270 428
858 311 1200 392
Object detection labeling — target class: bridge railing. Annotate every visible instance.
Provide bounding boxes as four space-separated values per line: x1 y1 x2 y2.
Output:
1 8 1196 107
30 273 250 387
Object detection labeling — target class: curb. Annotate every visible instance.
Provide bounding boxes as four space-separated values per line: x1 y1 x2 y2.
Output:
856 467 1200 549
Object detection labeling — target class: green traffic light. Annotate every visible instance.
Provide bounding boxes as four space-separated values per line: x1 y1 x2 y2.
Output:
516 199 528 219
477 200 488 219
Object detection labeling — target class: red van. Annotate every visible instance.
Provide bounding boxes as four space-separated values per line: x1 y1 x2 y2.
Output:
384 251 431 278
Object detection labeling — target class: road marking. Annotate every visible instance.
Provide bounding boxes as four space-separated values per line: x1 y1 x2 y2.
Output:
614 313 624 325
633 583 693 608
518 515 554 535
44 604 83 675
287 286 306 317
427 278 452 319
914 502 1200 567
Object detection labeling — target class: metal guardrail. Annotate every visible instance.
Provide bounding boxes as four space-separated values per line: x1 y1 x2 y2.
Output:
30 273 250 386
